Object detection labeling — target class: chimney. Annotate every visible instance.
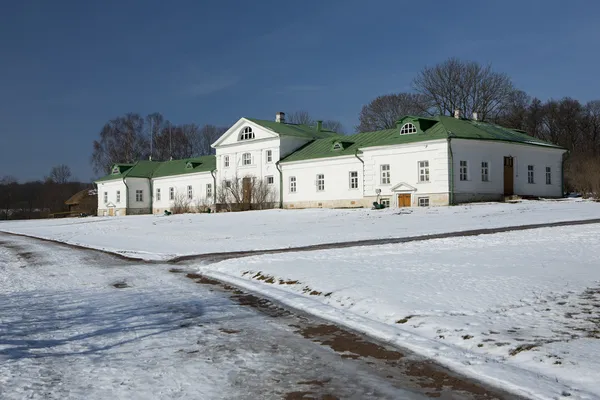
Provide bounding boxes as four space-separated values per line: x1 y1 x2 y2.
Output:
454 109 460 119
316 120 323 132
276 112 285 123
472 111 478 121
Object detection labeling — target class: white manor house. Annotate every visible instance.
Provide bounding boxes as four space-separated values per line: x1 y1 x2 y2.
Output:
95 111 566 216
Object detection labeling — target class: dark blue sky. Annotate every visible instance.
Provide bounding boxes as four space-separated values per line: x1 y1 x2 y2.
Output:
1 0 599 182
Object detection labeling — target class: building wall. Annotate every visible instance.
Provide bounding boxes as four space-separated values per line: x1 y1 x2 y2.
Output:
125 178 152 212
361 140 450 207
281 156 365 208
96 179 127 216
450 139 565 201
152 172 215 214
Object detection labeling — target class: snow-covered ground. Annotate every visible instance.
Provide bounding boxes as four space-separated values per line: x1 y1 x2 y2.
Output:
0 199 599 261
0 235 422 400
200 223 600 399
2 199 600 399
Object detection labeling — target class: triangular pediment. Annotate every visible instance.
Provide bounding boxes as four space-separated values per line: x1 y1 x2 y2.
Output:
106 201 116 208
390 182 417 192
211 118 279 148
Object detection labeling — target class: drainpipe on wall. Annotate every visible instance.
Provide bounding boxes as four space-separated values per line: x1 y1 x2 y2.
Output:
354 149 365 200
122 177 130 214
447 136 454 205
149 178 153 215
275 161 283 209
561 151 567 197
211 169 217 207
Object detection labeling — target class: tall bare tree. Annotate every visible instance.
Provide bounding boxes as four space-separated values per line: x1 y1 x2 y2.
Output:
91 113 149 174
48 164 72 184
413 57 514 121
356 93 431 132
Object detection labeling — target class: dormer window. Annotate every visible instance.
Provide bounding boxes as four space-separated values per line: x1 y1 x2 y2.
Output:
111 166 120 175
185 162 193 169
400 123 417 135
332 142 343 151
239 127 255 141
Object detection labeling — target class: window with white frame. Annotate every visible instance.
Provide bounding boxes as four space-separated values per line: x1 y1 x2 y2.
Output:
481 161 489 182
206 183 212 198
266 176 274 185
418 197 430 207
380 164 390 185
135 190 143 202
316 174 325 191
116 190 121 203
459 160 468 181
239 126 255 141
528 165 535 184
380 198 390 207
418 160 429 182
242 152 252 166
224 155 230 168
400 123 417 134
155 188 160 201
289 176 297 193
266 150 272 163
349 171 359 189
169 187 174 200
187 185 193 200
103 192 108 204
546 167 552 185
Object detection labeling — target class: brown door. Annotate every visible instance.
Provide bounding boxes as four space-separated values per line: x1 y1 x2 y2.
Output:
108 208 114 217
504 156 514 196
242 177 252 205
397 193 411 207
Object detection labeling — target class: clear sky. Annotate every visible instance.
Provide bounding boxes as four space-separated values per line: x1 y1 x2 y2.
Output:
1 0 599 182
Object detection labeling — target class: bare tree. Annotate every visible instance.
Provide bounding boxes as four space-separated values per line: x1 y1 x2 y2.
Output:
49 164 72 184
413 58 514 121
91 113 149 174
286 110 344 133
286 111 314 126
356 93 431 132
196 124 227 155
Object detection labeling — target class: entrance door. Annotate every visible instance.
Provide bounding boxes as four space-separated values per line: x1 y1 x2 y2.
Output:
503 156 514 196
397 193 412 207
108 208 114 217
242 177 252 205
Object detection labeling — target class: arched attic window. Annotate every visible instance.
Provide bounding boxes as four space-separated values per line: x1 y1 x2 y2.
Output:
239 126 255 141
400 123 417 135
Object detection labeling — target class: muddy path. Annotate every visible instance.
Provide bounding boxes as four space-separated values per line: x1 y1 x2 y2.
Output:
180 270 525 400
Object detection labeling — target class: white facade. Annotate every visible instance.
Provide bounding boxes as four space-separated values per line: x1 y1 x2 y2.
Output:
96 177 151 216
96 115 567 215
152 172 215 214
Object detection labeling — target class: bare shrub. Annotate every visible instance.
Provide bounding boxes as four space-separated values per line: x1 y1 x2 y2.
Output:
565 155 600 199
171 193 191 214
194 197 211 213
216 174 277 212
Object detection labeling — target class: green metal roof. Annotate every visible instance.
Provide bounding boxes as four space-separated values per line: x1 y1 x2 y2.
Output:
95 156 216 182
95 160 162 182
280 115 564 163
246 118 338 140
152 155 216 178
